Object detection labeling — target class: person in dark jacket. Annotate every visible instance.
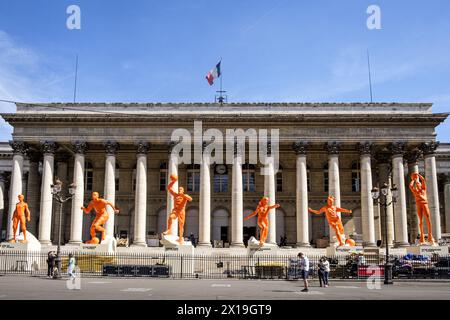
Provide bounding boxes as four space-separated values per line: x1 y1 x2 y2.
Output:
47 251 56 278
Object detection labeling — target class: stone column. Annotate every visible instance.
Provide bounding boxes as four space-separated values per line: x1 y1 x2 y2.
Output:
7 141 27 240
52 153 69 243
133 141 149 247
38 141 57 245
231 142 244 247
69 141 88 245
421 142 442 241
0 173 6 237
405 150 421 243
166 141 179 237
198 142 212 247
293 142 310 247
390 142 409 247
326 142 341 239
375 153 395 246
443 174 450 233
359 142 376 247
26 151 41 236
104 141 119 239
264 142 277 245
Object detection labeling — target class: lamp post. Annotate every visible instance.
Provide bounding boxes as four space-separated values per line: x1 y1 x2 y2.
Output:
371 183 398 285
51 179 76 279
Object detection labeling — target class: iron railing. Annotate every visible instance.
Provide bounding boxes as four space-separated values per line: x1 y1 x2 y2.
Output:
1 250 449 280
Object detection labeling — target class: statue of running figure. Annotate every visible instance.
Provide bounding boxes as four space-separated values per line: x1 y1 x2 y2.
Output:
163 174 192 244
81 192 119 244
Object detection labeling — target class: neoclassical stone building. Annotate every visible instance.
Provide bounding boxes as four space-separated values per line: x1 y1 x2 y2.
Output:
0 102 449 249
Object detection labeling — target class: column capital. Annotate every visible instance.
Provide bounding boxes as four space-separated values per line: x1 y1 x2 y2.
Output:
358 142 373 156
325 141 341 155
420 141 440 157
389 141 406 157
405 149 422 165
72 141 88 154
40 141 58 155
136 141 150 154
292 141 308 155
9 140 28 155
104 140 120 155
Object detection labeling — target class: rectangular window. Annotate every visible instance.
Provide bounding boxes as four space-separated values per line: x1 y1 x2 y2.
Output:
243 172 255 192
187 172 200 192
214 174 228 193
276 172 282 192
160 171 167 191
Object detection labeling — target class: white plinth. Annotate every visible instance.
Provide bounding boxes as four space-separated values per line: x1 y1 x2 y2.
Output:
0 231 41 272
326 245 364 256
406 245 448 256
247 237 279 254
160 235 194 277
160 234 193 248
79 236 117 253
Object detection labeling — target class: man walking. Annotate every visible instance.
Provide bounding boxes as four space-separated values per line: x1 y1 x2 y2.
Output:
298 252 310 292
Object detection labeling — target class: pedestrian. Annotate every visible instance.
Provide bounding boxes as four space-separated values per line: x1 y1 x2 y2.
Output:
67 253 76 279
190 233 196 247
318 257 330 287
298 252 309 292
46 251 56 278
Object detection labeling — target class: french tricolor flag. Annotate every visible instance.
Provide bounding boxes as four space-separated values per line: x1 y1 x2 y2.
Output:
206 61 221 85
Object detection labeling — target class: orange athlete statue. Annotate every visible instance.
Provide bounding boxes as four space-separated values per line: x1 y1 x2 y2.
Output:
309 196 355 247
81 192 119 244
10 194 31 243
244 197 280 247
409 173 436 245
163 174 192 244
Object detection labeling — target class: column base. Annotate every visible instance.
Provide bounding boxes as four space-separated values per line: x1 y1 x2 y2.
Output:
67 240 82 245
131 241 147 247
39 240 52 246
230 242 245 248
394 241 410 248
363 242 377 247
197 242 212 248
296 242 311 248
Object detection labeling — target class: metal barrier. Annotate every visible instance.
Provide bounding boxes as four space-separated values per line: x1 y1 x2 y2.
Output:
0 250 449 280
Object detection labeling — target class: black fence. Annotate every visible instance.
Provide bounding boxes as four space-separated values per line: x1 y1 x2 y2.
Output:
1 250 449 280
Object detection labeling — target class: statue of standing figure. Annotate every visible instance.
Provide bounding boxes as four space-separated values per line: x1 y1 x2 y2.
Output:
309 196 355 247
81 192 119 244
409 173 436 246
163 174 192 244
10 194 31 243
244 197 280 247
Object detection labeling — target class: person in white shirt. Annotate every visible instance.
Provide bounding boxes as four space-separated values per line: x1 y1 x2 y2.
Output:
298 252 310 292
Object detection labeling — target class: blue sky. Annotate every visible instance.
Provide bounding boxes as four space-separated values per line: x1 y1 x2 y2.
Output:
0 0 449 140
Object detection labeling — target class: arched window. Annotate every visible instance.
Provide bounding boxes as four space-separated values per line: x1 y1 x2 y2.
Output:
187 164 200 192
243 164 256 192
323 163 329 193
276 165 283 192
160 162 167 191
213 164 228 193
85 161 93 192
352 161 361 192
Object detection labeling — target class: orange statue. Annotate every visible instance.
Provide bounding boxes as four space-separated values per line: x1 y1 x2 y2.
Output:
409 173 436 245
244 197 280 246
10 194 31 243
163 174 192 244
309 196 355 247
81 192 119 244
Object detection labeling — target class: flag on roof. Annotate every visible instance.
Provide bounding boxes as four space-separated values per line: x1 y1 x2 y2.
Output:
206 61 221 85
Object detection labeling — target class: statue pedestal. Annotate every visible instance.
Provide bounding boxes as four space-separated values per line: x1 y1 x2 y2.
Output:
246 237 279 254
0 231 41 272
326 245 363 256
160 234 194 277
406 245 448 256
79 236 117 253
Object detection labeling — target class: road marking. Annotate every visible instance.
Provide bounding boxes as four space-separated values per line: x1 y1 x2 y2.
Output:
88 281 111 284
294 291 324 295
334 286 359 289
211 284 231 287
121 288 153 292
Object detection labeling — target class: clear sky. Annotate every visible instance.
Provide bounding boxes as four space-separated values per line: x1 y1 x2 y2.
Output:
0 0 449 140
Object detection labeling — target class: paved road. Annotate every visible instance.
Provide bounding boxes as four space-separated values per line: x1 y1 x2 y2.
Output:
0 275 449 300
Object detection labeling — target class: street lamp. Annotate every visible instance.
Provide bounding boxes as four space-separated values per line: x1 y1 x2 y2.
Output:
371 182 398 285
51 179 76 279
